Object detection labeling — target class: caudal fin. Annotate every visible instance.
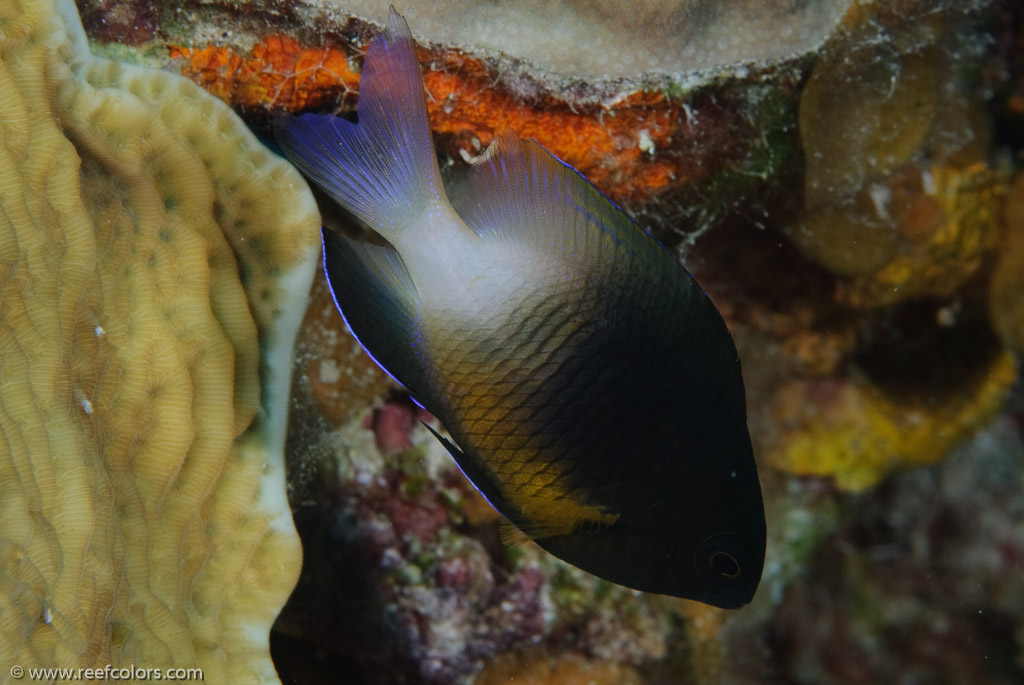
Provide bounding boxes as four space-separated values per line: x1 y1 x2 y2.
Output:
273 8 443 240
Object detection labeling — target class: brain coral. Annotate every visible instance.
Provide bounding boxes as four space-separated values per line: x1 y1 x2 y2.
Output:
0 0 320 681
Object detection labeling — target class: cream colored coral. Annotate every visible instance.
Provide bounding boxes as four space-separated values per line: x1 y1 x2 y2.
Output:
315 0 851 80
0 0 320 681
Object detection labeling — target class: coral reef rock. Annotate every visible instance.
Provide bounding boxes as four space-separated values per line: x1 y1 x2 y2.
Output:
319 0 852 81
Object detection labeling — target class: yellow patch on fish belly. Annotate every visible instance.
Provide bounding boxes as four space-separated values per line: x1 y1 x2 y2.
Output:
508 489 621 540
445 366 620 539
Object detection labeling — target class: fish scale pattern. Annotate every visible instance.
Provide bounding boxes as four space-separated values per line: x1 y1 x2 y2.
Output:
426 229 704 535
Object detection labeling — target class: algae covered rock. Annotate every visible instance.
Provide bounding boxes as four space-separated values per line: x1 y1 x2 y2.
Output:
791 1 1003 301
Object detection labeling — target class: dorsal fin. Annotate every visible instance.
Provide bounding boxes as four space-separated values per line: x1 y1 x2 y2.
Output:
449 133 651 267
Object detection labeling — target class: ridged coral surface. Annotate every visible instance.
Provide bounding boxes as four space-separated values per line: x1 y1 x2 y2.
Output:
0 0 319 681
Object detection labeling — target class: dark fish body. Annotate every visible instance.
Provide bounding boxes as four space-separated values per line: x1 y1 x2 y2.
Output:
276 9 766 608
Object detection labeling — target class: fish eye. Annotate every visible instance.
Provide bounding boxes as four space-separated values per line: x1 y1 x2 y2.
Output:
696 533 752 586
708 550 741 578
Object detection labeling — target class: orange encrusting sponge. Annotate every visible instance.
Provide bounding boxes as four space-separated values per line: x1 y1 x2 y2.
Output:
169 38 696 204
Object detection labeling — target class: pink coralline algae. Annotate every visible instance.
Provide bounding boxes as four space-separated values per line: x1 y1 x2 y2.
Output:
363 398 435 456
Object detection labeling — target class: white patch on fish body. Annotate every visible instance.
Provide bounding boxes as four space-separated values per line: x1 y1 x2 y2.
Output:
396 200 566 330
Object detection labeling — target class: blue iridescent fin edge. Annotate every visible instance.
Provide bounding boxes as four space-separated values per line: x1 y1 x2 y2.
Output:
321 227 430 404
